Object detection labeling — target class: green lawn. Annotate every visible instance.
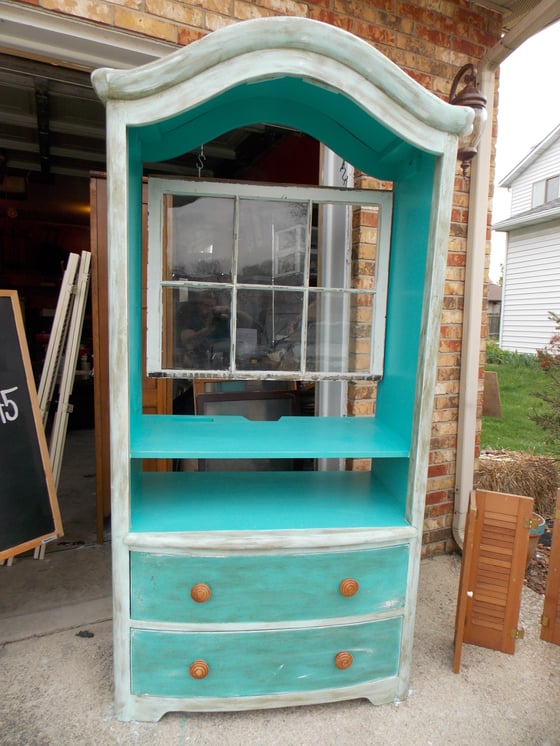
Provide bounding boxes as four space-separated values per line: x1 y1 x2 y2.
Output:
480 361 555 455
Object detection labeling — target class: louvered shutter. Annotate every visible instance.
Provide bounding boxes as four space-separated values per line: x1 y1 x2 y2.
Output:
454 489 533 672
541 490 560 645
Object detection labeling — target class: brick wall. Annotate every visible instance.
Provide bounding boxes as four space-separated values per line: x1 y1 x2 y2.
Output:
20 0 503 553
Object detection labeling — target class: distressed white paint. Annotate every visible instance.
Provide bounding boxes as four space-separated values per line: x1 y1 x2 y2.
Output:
123 527 417 553
92 18 471 139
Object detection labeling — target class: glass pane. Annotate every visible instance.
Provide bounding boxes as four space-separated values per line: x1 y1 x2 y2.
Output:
170 287 232 371
238 199 309 286
165 196 234 282
314 201 349 290
306 291 347 373
532 180 545 208
236 289 303 372
546 175 560 203
348 291 375 374
306 291 373 374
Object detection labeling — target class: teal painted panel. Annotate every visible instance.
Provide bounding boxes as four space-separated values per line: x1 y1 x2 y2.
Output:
375 157 435 441
130 545 409 623
130 415 409 459
130 470 410 532
131 78 416 182
131 618 402 698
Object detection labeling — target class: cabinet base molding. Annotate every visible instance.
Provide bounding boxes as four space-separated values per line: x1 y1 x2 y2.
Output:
115 676 408 722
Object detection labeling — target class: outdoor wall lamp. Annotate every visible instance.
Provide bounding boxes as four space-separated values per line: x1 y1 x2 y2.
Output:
449 63 487 176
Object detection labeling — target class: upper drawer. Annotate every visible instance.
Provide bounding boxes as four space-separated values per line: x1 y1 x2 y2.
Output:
130 545 409 623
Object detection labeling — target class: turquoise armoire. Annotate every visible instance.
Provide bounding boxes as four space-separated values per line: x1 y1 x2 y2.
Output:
92 17 472 721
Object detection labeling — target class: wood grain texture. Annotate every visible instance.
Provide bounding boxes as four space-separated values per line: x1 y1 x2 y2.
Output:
454 489 533 670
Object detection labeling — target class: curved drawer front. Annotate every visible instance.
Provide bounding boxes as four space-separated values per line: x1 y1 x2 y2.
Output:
131 617 402 698
130 545 409 623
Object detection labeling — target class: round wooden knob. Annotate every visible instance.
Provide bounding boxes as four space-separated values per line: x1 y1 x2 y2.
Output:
335 651 354 670
190 583 211 603
189 659 209 679
339 578 359 597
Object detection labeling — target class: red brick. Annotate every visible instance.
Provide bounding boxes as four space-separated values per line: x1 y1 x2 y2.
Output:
353 22 396 46
177 27 206 44
426 490 448 505
429 501 453 517
146 0 203 26
114 7 177 41
42 0 112 24
416 24 452 49
452 38 484 58
447 252 466 267
428 463 448 478
308 9 352 31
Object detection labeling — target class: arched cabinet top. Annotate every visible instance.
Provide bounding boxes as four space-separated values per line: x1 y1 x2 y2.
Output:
92 16 472 177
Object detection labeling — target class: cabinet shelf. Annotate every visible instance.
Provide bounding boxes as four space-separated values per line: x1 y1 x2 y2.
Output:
130 470 409 533
130 415 409 459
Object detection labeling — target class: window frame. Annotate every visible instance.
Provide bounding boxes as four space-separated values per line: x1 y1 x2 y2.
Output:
532 174 560 208
146 178 392 381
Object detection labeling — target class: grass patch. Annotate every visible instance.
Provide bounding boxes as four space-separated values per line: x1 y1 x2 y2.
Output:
480 359 554 455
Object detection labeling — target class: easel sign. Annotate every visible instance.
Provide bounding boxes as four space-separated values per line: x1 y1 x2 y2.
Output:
0 290 63 562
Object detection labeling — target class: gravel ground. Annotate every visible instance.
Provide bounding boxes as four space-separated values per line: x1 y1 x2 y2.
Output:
1 553 559 746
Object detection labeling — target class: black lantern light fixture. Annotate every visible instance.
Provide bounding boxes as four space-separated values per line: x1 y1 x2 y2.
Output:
449 63 487 176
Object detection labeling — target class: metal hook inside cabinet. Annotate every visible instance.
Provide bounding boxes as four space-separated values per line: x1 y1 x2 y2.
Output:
339 159 348 187
196 144 206 178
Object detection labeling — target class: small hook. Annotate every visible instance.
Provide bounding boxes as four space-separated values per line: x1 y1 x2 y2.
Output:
339 159 348 187
196 144 206 178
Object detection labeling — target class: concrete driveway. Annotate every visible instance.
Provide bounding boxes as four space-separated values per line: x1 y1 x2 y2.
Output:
1 549 559 746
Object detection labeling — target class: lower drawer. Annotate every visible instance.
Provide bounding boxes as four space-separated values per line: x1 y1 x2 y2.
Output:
131 617 402 698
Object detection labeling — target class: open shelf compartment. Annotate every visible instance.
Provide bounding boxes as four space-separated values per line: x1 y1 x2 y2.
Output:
129 469 410 533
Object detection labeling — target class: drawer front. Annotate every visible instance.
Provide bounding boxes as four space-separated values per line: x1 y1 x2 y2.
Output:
131 618 402 698
130 545 409 623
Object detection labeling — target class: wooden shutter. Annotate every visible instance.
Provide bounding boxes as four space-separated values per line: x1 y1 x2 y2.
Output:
454 489 533 672
541 490 560 645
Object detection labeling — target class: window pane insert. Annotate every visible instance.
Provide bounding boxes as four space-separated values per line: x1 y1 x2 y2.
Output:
148 179 392 380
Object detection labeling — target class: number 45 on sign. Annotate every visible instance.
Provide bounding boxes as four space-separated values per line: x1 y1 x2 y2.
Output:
0 387 19 424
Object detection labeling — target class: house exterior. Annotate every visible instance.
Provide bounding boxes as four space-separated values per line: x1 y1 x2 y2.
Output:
494 123 560 353
1 1 559 557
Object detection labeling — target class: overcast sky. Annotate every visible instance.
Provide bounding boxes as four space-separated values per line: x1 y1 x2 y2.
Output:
490 20 560 282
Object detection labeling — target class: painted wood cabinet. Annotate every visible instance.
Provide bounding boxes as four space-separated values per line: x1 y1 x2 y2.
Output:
90 175 173 542
92 17 472 721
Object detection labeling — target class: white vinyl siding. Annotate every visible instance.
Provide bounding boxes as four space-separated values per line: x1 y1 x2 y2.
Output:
500 222 560 353
510 136 560 215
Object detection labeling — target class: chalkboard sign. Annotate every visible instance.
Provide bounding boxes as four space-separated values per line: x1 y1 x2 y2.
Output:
0 291 63 561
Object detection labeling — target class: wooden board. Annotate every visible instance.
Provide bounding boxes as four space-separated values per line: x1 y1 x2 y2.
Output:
482 370 502 418
541 489 560 645
48 251 91 488
454 489 533 671
37 252 81 426
0 290 63 561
